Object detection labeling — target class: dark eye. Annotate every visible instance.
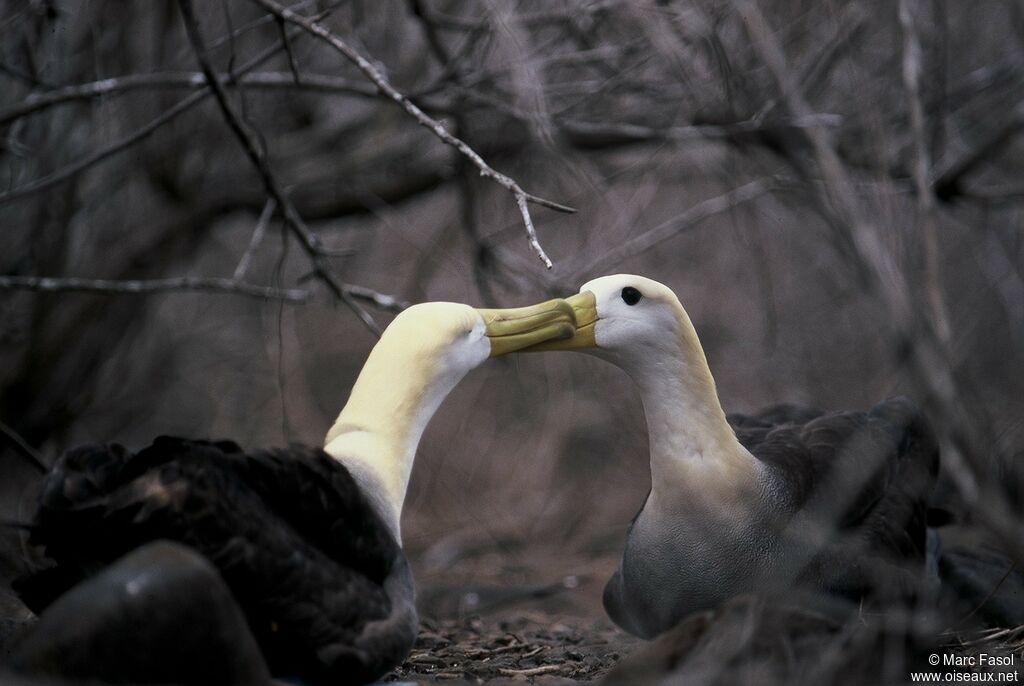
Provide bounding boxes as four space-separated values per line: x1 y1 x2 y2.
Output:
621 286 643 306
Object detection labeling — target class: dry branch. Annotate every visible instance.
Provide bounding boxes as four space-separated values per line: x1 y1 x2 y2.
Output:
0 72 379 126
418 6 592 32
0 275 309 301
932 102 1024 200
734 0 904 303
0 419 47 474
234 198 276 280
899 0 951 342
572 179 775 279
559 116 842 148
248 0 576 269
344 285 410 313
0 31 299 207
178 0 397 335
498 665 563 677
734 0 1024 567
754 4 868 121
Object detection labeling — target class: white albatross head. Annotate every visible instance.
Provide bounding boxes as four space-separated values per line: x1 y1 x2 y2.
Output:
522 274 753 495
525 274 703 369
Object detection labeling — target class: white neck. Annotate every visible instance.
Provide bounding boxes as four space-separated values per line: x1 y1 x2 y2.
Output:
323 308 487 544
617 310 757 511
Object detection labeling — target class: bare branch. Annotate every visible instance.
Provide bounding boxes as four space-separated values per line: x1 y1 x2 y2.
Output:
899 0 951 342
0 72 379 126
0 275 309 301
558 116 842 148
276 16 303 84
343 284 409 313
178 0 386 334
932 101 1024 201
234 198 276 280
0 419 47 474
0 93 202 207
0 32 301 207
754 4 868 121
900 0 931 207
734 0 1023 567
178 0 319 258
248 0 576 269
797 5 869 98
416 6 596 32
572 179 775 279
957 184 1024 204
734 0 899 295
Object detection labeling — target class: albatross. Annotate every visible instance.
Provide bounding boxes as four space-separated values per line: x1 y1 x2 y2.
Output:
16 298 575 685
527 274 939 639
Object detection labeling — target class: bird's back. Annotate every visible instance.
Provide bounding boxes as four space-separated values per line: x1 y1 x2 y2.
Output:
730 396 939 602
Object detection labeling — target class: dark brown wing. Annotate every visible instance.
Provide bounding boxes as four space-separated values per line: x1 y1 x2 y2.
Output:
729 403 826 430
19 437 414 686
730 397 939 600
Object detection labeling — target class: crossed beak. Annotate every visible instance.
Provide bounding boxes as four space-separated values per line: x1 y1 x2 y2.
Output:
516 291 598 352
478 298 578 357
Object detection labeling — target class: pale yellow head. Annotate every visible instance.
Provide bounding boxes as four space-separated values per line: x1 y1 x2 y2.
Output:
324 298 575 542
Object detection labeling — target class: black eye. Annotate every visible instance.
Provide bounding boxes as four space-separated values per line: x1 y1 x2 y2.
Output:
621 286 643 306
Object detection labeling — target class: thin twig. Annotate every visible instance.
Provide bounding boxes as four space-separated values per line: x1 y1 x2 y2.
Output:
277 17 303 83
959 184 1024 204
178 0 321 257
417 6 592 32
408 0 496 302
248 0 576 269
0 71 379 125
0 419 47 474
344 284 409 313
953 559 1018 628
0 31 303 207
572 179 774 279
754 4 868 122
498 665 563 677
899 0 951 342
234 198 276 280
734 0 902 299
0 92 203 207
735 0 1024 569
178 0 387 335
931 101 1024 200
0 275 309 301
0 520 35 531
558 115 841 147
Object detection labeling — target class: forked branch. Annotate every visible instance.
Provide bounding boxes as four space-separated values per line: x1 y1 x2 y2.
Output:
247 0 576 269
0 275 309 301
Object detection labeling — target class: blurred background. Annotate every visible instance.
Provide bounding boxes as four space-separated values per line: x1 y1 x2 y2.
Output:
1 0 1022 630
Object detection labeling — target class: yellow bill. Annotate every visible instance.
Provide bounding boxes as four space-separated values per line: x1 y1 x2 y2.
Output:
516 291 598 352
479 298 577 357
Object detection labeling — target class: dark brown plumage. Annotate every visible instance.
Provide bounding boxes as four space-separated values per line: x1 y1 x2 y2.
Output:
727 396 940 603
17 437 416 686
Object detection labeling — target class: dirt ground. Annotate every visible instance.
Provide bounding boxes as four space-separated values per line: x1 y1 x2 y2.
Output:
386 598 1024 686
389 550 638 685
386 533 1024 686
389 612 635 684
